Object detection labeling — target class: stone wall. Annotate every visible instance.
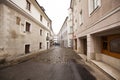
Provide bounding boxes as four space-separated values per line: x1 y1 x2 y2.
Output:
0 4 48 61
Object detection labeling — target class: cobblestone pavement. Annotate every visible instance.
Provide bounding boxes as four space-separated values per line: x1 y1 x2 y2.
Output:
0 46 113 80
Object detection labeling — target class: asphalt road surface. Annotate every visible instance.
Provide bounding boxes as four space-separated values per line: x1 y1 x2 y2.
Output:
0 46 113 80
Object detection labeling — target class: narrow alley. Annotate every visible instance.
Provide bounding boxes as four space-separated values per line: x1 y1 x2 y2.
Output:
0 46 113 80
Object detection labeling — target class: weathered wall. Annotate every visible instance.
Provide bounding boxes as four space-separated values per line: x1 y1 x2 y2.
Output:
0 4 48 60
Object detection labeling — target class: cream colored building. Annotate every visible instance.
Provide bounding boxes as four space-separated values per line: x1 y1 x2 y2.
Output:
58 17 68 47
67 8 73 48
70 0 120 79
58 15 73 48
0 0 52 61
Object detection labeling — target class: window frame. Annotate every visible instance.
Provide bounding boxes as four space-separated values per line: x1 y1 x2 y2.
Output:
40 29 42 36
40 15 43 22
25 22 31 32
101 35 120 59
88 0 101 15
39 42 42 49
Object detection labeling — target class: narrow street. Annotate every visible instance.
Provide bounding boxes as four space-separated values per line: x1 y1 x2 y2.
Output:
0 46 113 80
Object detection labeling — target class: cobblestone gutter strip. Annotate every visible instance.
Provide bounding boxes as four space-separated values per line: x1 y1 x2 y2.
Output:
0 46 55 69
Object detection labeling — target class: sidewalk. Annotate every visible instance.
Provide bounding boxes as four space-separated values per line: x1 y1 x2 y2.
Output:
91 60 120 80
77 53 120 80
0 46 55 69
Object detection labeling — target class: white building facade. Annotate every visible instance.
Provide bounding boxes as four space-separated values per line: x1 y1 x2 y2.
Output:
0 0 52 61
58 17 68 48
58 16 73 48
67 8 73 48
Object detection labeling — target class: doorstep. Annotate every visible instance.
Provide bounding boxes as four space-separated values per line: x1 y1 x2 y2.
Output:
91 60 120 80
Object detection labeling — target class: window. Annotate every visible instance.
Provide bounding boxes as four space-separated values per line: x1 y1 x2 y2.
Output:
25 44 30 54
70 26 73 33
46 33 49 41
47 22 49 27
102 36 108 50
79 10 83 25
39 42 42 49
101 35 120 59
110 38 120 53
40 29 42 36
40 15 43 21
16 16 21 25
26 22 31 32
26 0 31 11
88 0 101 14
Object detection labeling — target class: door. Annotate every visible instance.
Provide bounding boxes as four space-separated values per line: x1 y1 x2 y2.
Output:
75 39 77 50
83 39 87 55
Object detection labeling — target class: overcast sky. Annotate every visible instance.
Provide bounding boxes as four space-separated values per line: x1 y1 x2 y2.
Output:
37 0 71 34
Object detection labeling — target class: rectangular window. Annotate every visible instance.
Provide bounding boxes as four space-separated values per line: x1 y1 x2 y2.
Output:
40 29 42 36
46 33 49 41
39 42 42 49
40 15 43 21
26 0 31 11
110 37 120 53
26 22 31 32
79 10 83 25
102 36 108 50
88 0 101 14
25 44 30 54
70 26 73 33
101 35 120 59
47 22 49 27
16 16 21 25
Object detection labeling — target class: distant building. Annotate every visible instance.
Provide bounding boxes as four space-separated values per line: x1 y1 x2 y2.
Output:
58 17 68 47
58 16 73 48
70 0 120 78
67 8 73 48
0 0 53 61
53 35 58 44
